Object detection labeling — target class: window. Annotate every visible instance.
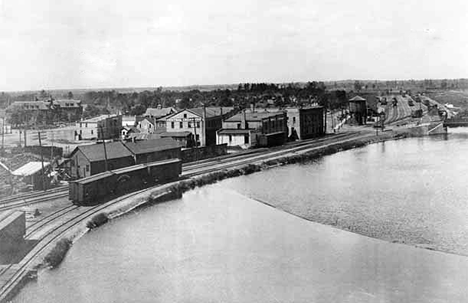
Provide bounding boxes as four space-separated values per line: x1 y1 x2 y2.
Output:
171 122 175 128
237 123 241 129
183 113 187 118
196 134 200 141
188 121 192 128
86 165 90 172
229 135 232 142
179 122 183 128
91 130 93 135
85 123 88 128
196 122 200 128
244 135 249 144
293 117 296 123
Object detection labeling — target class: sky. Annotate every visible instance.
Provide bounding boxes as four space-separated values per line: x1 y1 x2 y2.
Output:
0 0 467 91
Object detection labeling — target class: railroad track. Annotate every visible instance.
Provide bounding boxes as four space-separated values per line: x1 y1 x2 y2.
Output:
0 186 68 205
0 186 159 302
0 191 69 212
25 204 79 239
0 131 372 302
183 132 368 177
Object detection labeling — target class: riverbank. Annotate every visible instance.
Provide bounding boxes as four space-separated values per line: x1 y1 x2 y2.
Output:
0 128 425 303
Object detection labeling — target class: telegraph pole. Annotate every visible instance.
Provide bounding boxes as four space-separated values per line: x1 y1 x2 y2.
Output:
192 117 199 161
100 125 109 171
38 131 46 191
1 117 4 155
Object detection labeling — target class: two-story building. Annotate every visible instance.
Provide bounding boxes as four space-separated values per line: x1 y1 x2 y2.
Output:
76 114 122 140
136 117 155 134
162 107 237 147
217 110 288 148
285 106 325 140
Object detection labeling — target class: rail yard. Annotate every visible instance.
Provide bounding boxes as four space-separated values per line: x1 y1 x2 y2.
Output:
0 92 452 302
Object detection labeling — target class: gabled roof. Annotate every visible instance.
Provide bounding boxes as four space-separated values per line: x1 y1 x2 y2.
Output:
123 138 182 155
349 96 366 102
144 107 176 118
138 117 154 125
10 101 51 110
12 162 50 176
71 142 133 162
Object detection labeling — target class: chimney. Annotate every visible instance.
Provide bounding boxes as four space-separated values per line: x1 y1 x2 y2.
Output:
241 110 247 129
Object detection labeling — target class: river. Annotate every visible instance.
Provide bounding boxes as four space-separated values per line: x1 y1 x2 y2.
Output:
13 129 468 302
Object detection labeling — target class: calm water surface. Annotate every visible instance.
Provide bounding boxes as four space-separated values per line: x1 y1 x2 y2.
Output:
13 129 468 303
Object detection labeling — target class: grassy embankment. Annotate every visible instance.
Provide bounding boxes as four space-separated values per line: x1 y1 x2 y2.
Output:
168 132 406 196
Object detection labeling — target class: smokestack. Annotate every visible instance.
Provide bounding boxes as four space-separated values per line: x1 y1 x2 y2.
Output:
241 110 247 129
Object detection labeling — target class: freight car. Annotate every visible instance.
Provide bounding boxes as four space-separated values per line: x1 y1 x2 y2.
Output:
70 158 182 205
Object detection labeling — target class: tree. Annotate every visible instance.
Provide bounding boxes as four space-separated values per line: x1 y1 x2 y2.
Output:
67 91 74 99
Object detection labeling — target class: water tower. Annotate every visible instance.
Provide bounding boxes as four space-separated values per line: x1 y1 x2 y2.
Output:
349 95 367 125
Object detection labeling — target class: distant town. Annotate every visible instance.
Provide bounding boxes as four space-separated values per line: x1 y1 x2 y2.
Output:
0 79 467 197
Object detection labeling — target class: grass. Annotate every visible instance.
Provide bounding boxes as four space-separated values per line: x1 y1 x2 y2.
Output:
167 133 406 198
44 238 72 268
86 213 109 229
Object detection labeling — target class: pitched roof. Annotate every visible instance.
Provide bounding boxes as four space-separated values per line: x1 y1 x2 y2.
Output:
12 161 50 176
123 138 182 155
144 107 176 118
349 96 366 101
10 101 51 110
72 142 133 162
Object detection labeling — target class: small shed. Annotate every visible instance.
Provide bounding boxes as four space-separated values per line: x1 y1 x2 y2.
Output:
12 161 51 190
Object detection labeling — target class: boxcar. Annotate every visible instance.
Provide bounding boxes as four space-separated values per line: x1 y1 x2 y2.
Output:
69 171 116 205
147 158 182 182
70 159 182 205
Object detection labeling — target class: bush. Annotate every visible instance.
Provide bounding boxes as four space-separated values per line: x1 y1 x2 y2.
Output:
44 238 72 268
86 213 109 229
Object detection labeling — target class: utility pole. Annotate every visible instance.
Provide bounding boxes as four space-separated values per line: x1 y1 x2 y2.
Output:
38 131 46 191
192 117 199 161
1 117 4 155
100 125 109 171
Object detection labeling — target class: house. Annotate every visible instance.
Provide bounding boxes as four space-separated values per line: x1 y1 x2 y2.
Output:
76 114 122 140
122 138 182 164
69 142 134 179
52 99 83 121
163 107 237 147
122 115 137 128
121 126 140 139
217 110 288 148
144 105 176 119
136 117 155 134
285 106 325 140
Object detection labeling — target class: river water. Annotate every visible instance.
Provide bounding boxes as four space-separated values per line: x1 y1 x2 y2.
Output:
13 129 468 302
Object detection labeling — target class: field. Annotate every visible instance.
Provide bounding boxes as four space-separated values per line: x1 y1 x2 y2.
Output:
426 90 468 111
